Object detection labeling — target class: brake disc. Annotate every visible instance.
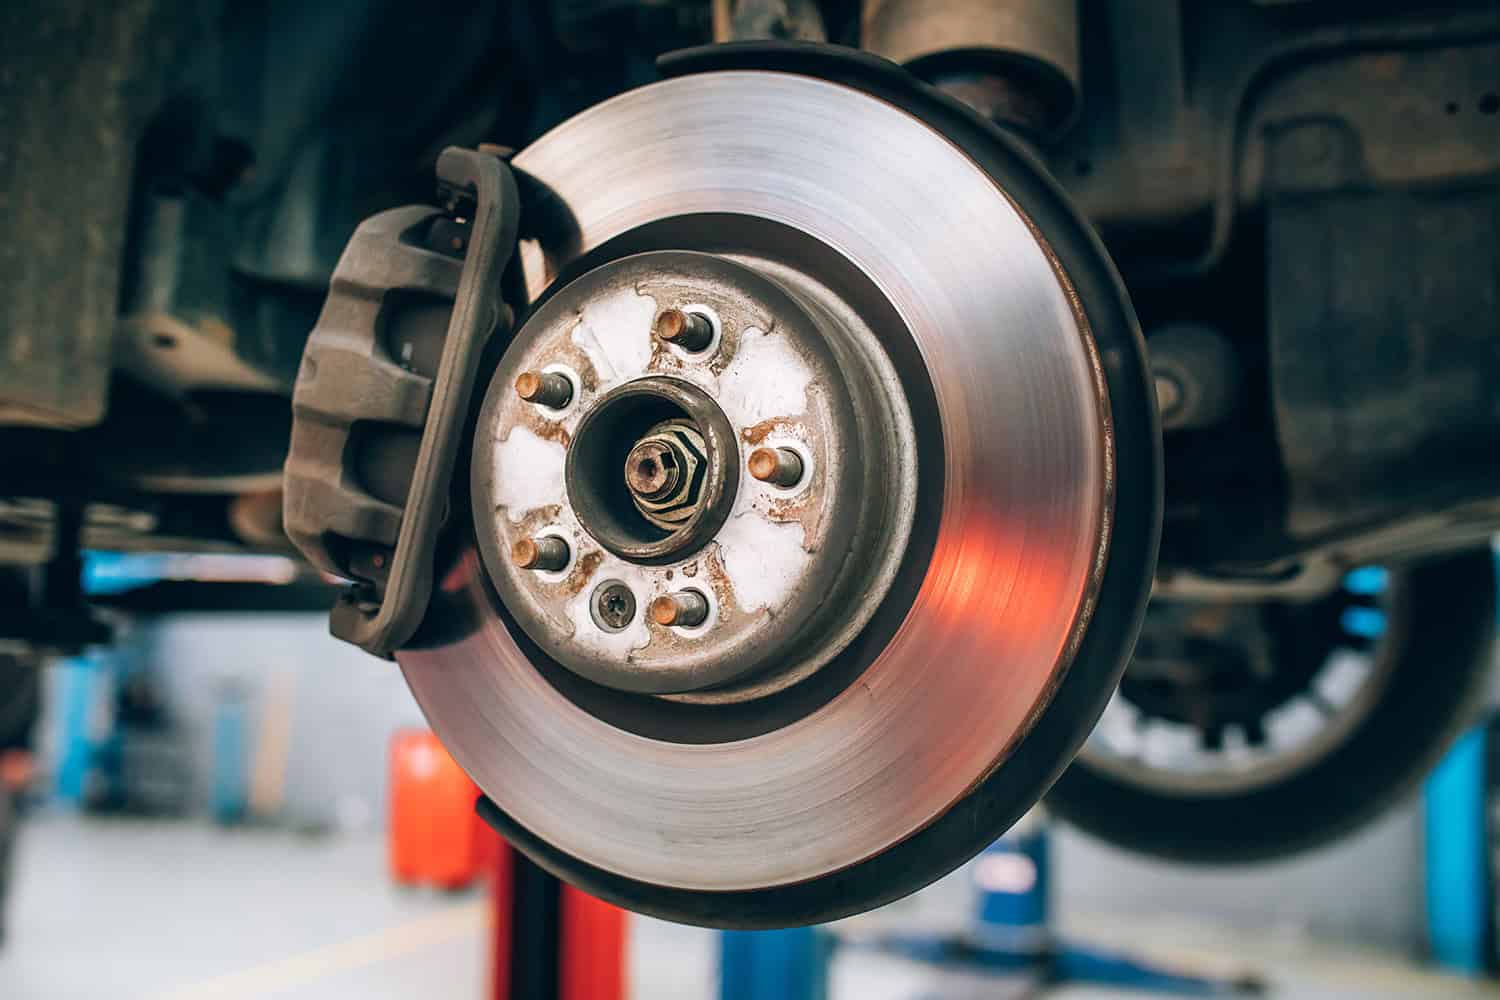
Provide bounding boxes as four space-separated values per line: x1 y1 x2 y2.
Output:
398 50 1160 927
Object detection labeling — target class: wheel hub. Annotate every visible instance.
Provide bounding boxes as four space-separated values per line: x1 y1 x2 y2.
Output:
472 249 916 697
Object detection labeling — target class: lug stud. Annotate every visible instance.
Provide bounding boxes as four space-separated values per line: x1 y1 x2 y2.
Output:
654 308 714 352
649 589 710 628
512 535 570 572
515 370 573 409
748 446 804 488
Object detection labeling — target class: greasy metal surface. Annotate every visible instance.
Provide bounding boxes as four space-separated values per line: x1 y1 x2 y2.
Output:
472 250 907 695
1056 7 1500 273
399 72 1111 892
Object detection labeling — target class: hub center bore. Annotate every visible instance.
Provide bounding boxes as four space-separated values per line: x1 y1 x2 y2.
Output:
565 376 739 565
470 249 920 699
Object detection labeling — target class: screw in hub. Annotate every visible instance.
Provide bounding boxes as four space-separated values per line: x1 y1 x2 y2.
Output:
515 370 574 409
592 580 637 632
654 308 714 352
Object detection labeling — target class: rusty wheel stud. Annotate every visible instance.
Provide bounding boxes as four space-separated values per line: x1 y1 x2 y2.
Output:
649 589 710 628
515 370 573 409
512 535 570 572
654 308 714 352
748 446 804 488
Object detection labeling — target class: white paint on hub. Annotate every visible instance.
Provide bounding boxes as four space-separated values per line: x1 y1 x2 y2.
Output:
570 289 658 386
491 425 566 522
716 507 808 613
715 326 811 427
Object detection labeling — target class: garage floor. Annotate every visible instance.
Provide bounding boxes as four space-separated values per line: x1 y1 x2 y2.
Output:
1 815 1494 1000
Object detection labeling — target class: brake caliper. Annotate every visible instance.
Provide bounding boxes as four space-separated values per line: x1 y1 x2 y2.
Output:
281 147 519 657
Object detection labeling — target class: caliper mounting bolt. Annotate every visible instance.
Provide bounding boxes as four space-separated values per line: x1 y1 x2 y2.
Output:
649 589 710 628
748 447 804 488
654 308 714 352
515 370 573 409
512 535 570 572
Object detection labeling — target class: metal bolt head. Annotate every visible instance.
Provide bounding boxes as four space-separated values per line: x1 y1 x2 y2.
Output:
592 580 637 632
654 308 714 352
628 420 707 529
748 446 804 488
624 441 680 500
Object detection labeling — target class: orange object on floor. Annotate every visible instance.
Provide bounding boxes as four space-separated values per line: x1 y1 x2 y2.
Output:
387 727 487 889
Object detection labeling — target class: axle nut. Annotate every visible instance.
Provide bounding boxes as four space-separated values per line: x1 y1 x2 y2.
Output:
626 420 707 530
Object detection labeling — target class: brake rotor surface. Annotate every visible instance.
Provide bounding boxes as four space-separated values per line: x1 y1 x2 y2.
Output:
398 65 1153 920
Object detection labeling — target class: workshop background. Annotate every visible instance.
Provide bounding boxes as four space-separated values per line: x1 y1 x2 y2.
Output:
0 554 1496 999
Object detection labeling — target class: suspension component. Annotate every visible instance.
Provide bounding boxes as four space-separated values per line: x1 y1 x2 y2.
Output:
862 0 1080 136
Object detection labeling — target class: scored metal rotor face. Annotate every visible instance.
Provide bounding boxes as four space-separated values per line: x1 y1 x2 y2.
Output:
399 71 1113 894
